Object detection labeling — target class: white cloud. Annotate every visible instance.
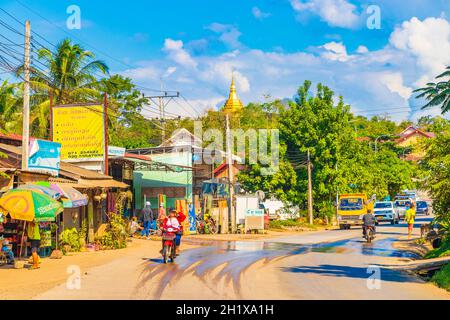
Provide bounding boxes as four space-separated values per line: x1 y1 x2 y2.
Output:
290 0 361 28
163 66 177 78
356 45 369 54
121 16 450 122
206 23 242 49
379 72 413 101
122 65 158 80
389 17 450 86
252 7 271 20
163 38 198 68
320 41 351 61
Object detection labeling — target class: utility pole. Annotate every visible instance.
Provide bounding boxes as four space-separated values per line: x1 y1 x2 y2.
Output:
225 113 235 233
307 149 313 225
145 91 179 143
21 20 30 170
335 163 339 226
103 93 109 176
49 91 53 141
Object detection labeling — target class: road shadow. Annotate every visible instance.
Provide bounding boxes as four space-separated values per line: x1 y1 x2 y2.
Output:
281 264 422 283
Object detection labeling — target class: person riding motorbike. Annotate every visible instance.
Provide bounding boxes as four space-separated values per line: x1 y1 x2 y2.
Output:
160 209 186 256
362 209 376 238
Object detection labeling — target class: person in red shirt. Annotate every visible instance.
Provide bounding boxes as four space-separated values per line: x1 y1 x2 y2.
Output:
162 209 186 256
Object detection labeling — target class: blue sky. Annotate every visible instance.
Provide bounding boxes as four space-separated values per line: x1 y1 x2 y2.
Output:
1 0 449 120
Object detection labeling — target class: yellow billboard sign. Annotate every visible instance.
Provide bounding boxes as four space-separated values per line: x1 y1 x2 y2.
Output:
53 104 105 161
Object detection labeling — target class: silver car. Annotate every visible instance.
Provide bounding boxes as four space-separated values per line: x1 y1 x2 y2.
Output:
373 201 399 224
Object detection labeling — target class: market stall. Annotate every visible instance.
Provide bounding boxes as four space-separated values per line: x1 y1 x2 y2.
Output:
0 189 63 262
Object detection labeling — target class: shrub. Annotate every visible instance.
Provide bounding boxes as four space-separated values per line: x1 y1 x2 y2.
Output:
431 263 450 291
95 212 128 250
269 219 316 230
59 228 82 253
425 237 450 259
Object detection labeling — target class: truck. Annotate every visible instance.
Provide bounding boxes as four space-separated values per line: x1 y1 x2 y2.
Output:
337 193 375 230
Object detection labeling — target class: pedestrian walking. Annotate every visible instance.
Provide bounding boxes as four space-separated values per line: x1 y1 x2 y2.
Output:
140 201 155 238
27 222 41 270
405 201 416 238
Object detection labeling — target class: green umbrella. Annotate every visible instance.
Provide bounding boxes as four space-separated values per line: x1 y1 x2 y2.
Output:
0 189 63 222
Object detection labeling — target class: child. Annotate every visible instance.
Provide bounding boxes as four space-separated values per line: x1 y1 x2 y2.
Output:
2 239 15 265
129 217 143 237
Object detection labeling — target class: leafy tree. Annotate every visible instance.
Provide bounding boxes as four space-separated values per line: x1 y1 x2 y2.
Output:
18 38 109 138
279 81 356 216
238 145 300 204
0 80 21 134
353 115 397 138
420 129 450 228
414 66 450 114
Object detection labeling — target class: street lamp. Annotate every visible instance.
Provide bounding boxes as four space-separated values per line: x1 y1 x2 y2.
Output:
374 134 391 153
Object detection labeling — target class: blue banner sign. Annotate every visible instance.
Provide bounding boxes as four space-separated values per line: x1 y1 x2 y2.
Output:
28 139 61 176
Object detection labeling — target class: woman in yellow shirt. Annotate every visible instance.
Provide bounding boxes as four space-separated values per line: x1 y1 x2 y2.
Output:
405 202 416 238
27 222 41 269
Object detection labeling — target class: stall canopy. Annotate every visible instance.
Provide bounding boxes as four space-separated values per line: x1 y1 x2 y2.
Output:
35 181 88 208
17 184 61 200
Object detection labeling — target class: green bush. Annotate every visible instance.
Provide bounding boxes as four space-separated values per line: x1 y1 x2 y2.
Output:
431 263 450 291
59 228 82 253
269 219 316 230
425 237 450 259
95 213 128 250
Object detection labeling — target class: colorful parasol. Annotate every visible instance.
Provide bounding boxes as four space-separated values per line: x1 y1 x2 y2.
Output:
35 181 88 208
17 184 61 200
0 189 63 222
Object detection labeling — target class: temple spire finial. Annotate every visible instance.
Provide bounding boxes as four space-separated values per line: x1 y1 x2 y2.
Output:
223 70 244 113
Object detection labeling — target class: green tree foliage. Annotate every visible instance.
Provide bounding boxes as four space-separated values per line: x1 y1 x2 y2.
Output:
239 81 416 219
420 126 450 228
279 81 355 214
19 38 109 138
353 115 397 138
414 66 450 114
0 80 21 134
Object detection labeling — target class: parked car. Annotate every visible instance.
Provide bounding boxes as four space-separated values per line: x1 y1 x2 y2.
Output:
394 198 412 219
373 201 399 225
416 200 430 215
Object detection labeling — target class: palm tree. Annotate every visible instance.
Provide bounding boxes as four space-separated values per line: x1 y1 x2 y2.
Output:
414 66 450 114
17 38 109 138
0 80 22 134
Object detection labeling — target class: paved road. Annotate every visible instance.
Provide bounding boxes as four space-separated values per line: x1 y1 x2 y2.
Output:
35 216 450 300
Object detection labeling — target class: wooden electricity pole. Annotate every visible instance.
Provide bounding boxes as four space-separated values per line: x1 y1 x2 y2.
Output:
307 149 313 225
21 20 30 170
145 92 179 144
103 93 109 176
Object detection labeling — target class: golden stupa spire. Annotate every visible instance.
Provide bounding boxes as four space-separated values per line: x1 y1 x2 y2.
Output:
223 72 244 113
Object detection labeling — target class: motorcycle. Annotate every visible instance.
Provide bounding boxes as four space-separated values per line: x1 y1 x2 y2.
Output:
196 214 218 235
162 227 179 263
364 225 375 243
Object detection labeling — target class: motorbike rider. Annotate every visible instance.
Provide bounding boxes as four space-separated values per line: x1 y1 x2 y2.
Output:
362 209 376 238
161 209 186 256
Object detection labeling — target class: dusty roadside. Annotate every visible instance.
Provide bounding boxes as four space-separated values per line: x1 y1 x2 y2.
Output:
392 237 432 258
0 238 197 300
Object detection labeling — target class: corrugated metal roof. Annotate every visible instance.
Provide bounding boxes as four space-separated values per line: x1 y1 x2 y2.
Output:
0 142 127 188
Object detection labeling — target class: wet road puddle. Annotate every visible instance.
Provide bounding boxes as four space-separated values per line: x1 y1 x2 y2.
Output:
136 234 416 298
